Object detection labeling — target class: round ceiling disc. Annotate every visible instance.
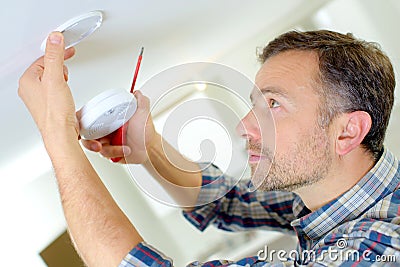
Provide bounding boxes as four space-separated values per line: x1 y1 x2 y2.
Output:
41 11 103 51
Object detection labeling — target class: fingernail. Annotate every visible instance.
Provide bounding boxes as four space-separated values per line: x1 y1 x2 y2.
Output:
122 146 131 155
49 33 62 44
91 143 99 151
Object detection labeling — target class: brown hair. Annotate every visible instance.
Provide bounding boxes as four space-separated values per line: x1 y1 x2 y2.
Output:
258 30 395 160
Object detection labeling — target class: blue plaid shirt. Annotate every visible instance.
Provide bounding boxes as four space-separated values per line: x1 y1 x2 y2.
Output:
120 148 400 266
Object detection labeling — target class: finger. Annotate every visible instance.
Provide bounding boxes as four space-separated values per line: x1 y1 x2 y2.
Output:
99 145 131 158
98 137 111 146
31 46 75 72
63 47 75 81
63 65 69 81
133 91 150 113
81 139 102 152
64 47 76 61
43 32 65 83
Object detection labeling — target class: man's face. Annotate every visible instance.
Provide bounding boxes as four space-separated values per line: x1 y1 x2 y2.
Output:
236 50 333 191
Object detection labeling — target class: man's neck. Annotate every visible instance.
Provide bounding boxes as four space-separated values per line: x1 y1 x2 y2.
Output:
293 148 376 212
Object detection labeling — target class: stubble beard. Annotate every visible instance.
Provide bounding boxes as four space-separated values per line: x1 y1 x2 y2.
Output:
249 127 332 192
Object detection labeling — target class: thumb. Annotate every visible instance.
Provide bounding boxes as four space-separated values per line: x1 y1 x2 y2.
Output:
43 32 66 83
134 91 150 113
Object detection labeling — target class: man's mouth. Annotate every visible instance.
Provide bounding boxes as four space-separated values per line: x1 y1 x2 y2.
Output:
248 151 266 163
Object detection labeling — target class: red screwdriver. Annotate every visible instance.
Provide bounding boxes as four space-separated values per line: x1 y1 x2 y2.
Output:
109 47 144 162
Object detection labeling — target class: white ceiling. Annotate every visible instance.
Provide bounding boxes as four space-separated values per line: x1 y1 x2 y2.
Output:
1 0 399 174
0 0 332 167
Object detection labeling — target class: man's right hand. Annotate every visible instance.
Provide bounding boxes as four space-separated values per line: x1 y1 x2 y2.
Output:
81 90 158 164
82 89 202 207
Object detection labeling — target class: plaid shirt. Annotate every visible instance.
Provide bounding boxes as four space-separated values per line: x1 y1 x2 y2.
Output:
120 148 400 266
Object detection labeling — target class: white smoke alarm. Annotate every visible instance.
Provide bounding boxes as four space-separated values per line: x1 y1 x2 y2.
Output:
76 88 137 140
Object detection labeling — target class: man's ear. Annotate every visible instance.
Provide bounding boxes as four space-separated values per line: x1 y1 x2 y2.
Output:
336 111 372 156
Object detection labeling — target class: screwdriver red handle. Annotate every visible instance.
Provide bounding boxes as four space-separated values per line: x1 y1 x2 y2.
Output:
109 47 143 163
109 123 127 162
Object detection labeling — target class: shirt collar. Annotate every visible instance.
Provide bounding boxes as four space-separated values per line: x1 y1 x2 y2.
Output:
291 148 400 240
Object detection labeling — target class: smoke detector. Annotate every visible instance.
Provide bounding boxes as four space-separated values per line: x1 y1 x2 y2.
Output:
76 89 137 140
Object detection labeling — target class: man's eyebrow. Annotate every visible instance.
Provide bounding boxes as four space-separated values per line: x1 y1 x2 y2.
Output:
250 86 291 103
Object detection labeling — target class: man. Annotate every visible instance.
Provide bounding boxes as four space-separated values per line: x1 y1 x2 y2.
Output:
18 30 400 266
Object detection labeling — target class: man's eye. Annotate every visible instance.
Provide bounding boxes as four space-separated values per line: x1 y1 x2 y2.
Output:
269 99 280 108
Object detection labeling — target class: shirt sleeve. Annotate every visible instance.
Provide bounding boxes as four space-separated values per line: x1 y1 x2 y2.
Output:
119 242 173 267
182 163 298 233
119 242 278 267
120 238 400 267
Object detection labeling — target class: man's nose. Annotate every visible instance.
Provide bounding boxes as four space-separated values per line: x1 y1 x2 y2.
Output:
236 110 260 141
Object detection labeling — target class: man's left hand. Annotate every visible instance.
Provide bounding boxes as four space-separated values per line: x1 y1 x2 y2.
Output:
18 32 77 144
